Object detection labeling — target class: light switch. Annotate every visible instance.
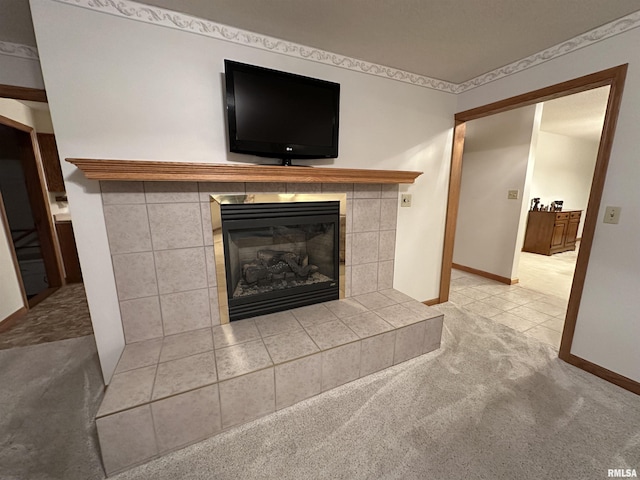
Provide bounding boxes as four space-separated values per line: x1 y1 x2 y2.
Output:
507 190 519 200
401 194 412 207
603 206 621 224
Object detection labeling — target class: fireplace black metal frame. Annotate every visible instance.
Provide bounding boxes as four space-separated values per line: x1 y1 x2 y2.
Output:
211 194 346 323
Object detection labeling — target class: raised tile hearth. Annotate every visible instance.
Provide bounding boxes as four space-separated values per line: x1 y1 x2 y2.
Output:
96 291 443 475
89 174 443 476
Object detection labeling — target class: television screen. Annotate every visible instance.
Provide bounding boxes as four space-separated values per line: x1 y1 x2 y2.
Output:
224 60 340 165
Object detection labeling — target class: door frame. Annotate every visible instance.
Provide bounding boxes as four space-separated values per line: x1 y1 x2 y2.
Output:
0 84 63 308
439 64 639 394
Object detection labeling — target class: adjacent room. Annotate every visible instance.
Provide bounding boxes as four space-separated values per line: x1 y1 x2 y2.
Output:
451 87 609 349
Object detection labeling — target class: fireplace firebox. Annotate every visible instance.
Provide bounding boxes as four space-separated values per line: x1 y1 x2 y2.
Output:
211 194 346 322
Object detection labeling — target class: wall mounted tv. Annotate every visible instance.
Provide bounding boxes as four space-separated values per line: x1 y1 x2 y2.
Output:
224 60 340 166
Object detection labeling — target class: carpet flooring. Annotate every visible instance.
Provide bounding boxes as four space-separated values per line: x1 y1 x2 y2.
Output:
0 283 93 350
0 335 104 480
1 302 638 479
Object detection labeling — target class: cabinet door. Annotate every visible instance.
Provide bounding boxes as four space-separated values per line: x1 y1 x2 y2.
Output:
37 133 65 192
551 221 566 248
55 221 82 283
565 219 579 248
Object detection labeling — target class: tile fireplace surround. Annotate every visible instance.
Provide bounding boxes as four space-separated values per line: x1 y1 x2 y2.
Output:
92 176 444 476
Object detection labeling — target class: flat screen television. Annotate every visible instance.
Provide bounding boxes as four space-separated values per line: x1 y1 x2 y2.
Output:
224 60 340 166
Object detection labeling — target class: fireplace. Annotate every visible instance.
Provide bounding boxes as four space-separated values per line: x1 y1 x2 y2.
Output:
211 194 346 322
91 170 444 476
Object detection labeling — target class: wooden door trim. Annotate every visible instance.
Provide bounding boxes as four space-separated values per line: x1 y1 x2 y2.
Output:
0 84 47 103
439 64 636 394
438 120 465 302
0 113 33 132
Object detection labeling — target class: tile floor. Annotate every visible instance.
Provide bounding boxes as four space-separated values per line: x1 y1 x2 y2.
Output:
449 247 577 349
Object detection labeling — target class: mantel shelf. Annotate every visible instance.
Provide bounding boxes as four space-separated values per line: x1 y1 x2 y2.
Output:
66 159 422 184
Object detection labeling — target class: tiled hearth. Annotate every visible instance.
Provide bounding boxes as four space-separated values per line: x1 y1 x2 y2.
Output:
95 179 444 475
96 292 443 474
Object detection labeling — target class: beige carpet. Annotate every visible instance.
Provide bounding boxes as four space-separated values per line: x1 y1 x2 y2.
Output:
113 302 639 480
1 302 638 479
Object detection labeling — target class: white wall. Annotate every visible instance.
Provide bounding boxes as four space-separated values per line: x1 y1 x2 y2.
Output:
457 27 640 382
29 0 456 382
453 105 538 280
0 201 24 321
32 108 54 134
531 131 599 237
0 98 36 126
0 54 44 90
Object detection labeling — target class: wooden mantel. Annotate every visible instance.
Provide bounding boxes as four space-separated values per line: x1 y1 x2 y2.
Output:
66 159 422 184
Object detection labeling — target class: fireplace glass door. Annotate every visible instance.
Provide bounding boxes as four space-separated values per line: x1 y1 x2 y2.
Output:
218 200 340 321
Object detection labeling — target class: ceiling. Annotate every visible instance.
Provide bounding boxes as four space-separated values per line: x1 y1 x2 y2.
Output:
465 86 609 145
540 86 609 141
1 1 639 83
0 0 621 141
0 0 36 46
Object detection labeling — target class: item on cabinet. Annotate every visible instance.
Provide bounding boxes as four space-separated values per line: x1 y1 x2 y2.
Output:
522 210 581 255
550 200 564 212
530 197 540 211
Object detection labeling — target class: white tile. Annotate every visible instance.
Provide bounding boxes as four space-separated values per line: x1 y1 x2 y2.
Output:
120 296 164 343
523 325 562 349
101 181 145 205
160 289 211 335
144 181 199 203
275 354 322 410
219 368 275 429
96 405 157 475
103 204 152 254
491 312 538 332
152 385 221 453
112 252 158 301
464 301 502 318
509 305 555 324
539 316 566 333
154 248 207 294
148 203 203 250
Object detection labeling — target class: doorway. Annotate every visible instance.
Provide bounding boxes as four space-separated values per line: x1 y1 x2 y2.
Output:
450 87 609 346
0 113 62 311
1 124 50 300
439 64 630 390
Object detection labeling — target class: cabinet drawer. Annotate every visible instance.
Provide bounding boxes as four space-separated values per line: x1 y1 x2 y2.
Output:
570 211 581 219
555 212 569 220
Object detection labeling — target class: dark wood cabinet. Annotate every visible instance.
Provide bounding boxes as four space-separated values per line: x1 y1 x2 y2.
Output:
37 133 65 192
523 210 581 255
55 220 82 283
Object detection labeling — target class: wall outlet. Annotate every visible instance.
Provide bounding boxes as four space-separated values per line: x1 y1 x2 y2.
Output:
507 189 519 200
401 194 412 207
603 206 621 224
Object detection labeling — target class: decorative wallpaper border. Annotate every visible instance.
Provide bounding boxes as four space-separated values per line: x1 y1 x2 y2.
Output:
52 0 459 93
457 10 640 93
0 40 39 60
36 0 640 93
